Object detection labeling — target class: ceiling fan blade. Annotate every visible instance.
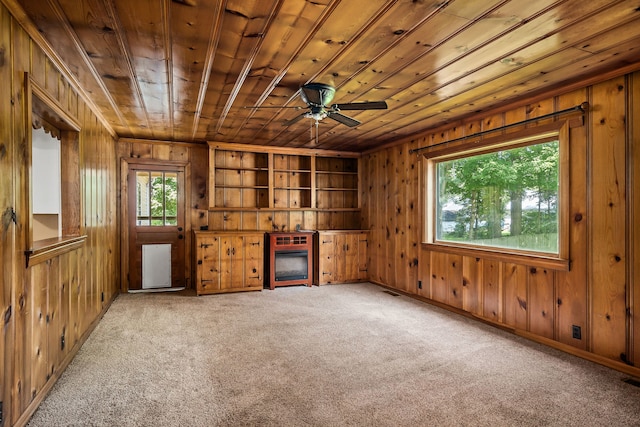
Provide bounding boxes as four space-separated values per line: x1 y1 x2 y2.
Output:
332 101 388 110
327 112 360 127
283 112 307 126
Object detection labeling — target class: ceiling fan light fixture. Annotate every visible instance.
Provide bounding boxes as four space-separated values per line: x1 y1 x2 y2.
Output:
304 111 327 122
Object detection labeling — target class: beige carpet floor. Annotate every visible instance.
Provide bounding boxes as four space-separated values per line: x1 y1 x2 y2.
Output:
27 283 640 426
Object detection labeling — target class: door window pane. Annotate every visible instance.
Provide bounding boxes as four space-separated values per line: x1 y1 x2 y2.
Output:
136 171 178 226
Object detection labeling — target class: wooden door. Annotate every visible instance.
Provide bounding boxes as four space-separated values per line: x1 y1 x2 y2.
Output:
243 234 264 288
128 165 185 290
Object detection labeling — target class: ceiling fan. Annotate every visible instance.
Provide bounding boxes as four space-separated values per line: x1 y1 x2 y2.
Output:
283 83 388 128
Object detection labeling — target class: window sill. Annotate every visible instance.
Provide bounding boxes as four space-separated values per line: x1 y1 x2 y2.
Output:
422 242 570 272
25 235 87 267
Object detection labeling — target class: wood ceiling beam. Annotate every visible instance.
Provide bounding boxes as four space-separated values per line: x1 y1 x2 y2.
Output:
102 0 153 135
213 0 286 135
162 0 175 140
190 0 227 140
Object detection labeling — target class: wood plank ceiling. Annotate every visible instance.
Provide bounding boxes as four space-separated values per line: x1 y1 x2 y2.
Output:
13 0 640 152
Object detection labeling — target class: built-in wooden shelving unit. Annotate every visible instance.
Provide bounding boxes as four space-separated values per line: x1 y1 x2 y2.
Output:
207 142 361 231
315 157 359 210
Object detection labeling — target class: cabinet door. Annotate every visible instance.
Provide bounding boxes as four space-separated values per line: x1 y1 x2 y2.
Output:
243 234 264 288
333 234 348 283
357 234 368 281
197 235 220 293
318 233 335 284
344 233 360 282
219 235 244 290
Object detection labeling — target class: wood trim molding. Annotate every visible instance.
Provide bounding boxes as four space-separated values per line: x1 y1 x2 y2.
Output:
208 141 361 158
24 235 86 267
31 79 81 131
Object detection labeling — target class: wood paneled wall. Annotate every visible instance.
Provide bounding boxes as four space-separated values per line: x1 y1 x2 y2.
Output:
361 72 640 376
116 139 209 291
0 3 119 425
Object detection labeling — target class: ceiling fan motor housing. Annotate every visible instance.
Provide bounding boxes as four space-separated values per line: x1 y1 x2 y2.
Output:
300 83 336 107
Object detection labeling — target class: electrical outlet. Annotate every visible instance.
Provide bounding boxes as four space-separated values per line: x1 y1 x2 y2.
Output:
572 325 582 340
418 280 422 289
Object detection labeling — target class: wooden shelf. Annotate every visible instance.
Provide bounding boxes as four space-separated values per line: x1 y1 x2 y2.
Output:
208 207 361 212
275 186 311 190
273 169 312 173
316 170 357 175
209 146 360 218
217 185 269 189
215 166 268 172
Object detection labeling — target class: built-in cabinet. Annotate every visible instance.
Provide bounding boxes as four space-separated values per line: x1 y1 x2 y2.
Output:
316 230 368 285
194 231 265 295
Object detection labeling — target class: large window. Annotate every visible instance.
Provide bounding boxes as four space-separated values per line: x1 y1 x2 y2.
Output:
437 140 559 253
424 125 569 269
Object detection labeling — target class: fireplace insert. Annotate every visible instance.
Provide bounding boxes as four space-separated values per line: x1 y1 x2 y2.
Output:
268 231 314 289
274 250 308 281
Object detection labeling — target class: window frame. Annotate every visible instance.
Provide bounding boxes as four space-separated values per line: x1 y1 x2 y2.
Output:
25 75 85 266
422 121 570 271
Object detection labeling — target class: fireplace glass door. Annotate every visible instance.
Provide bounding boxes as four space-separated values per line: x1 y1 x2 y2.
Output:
274 250 309 281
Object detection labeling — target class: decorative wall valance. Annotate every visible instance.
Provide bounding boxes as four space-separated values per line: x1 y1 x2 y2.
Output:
32 112 62 141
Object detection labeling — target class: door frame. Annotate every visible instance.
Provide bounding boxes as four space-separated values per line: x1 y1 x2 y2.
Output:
120 158 191 293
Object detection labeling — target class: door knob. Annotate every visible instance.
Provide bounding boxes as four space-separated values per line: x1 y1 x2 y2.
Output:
178 227 183 231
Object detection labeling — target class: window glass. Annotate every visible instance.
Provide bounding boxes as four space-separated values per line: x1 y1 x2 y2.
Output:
136 171 178 226
435 140 559 254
